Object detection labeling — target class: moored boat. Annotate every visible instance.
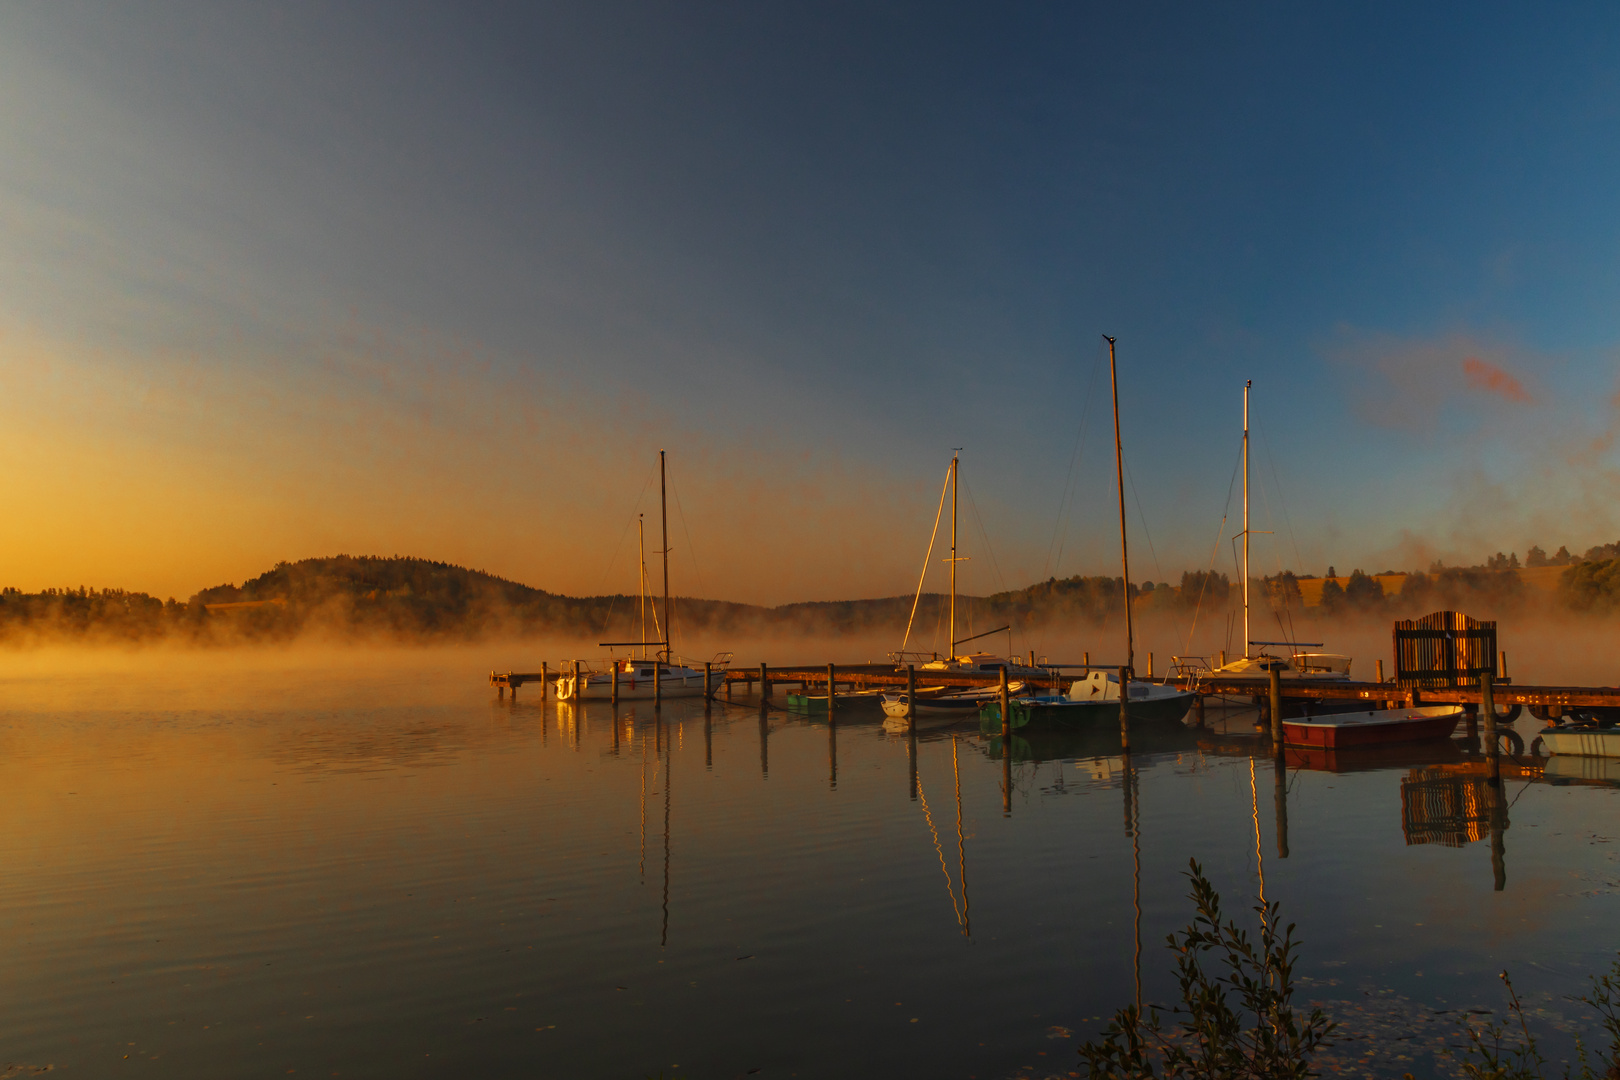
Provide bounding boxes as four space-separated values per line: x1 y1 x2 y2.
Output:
980 670 1193 732
1281 705 1464 749
786 688 885 713
1537 721 1620 758
881 683 1024 722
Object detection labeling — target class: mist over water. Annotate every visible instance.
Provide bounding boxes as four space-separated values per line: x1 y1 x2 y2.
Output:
1 640 1618 1078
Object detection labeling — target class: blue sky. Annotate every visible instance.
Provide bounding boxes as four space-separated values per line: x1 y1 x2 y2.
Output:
2 2 1619 602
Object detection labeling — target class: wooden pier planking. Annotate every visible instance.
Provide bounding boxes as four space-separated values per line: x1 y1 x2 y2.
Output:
492 664 1620 711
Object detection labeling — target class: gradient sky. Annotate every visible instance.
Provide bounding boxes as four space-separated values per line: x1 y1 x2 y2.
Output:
5 2 1620 604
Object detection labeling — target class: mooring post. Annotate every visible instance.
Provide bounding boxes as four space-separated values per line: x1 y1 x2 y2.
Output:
653 659 662 708
906 664 917 731
611 661 619 705
1195 691 1206 727
1375 659 1383 684
1118 665 1132 752
759 662 770 714
1220 649 1227 669
1083 650 1090 673
827 662 836 723
999 666 1011 746
572 659 581 702
541 662 548 701
1269 663 1283 747
1482 670 1500 784
1500 650 1508 680
1147 652 1153 680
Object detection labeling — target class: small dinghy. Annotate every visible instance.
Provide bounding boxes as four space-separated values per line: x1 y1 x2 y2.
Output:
1538 717 1620 758
785 689 884 713
1281 705 1464 749
879 683 1023 727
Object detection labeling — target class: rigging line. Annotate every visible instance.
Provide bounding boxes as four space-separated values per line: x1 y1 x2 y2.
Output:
1185 443 1243 654
961 478 1009 595
901 463 954 655
667 466 707 599
1254 414 1306 573
1045 347 1105 581
917 768 967 932
594 465 658 634
1122 456 1165 585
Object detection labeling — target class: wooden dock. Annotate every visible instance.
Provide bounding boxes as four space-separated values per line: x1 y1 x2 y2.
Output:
491 664 1620 716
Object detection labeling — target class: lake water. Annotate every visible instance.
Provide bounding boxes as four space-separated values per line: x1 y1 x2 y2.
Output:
2 652 1618 1078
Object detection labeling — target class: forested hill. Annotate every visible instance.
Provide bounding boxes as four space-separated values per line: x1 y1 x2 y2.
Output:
9 551 1620 644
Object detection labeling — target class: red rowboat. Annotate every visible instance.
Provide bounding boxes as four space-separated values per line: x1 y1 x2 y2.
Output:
1281 706 1464 749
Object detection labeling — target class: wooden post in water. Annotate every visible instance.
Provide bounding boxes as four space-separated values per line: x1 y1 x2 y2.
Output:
827 662 836 723
906 664 917 731
611 661 619 704
1482 670 1500 785
1147 653 1153 680
1375 659 1383 684
541 662 548 701
1118 665 1131 752
759 662 770 714
653 659 661 708
1083 650 1090 673
1000 666 1013 814
573 660 581 703
1500 650 1508 680
704 661 712 701
1220 649 1227 669
1269 663 1283 747
999 667 1011 745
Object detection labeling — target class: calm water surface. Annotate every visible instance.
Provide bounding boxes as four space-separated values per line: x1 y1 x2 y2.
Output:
2 657 1618 1078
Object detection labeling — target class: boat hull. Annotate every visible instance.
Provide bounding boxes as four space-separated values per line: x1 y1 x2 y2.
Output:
981 691 1194 733
786 691 883 713
557 672 721 701
1281 706 1463 749
1538 726 1620 758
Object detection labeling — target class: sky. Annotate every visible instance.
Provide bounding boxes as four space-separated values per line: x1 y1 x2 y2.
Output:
4 2 1620 604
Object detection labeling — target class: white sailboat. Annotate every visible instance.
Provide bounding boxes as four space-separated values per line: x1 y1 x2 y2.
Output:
1201 381 1351 688
556 450 730 701
889 452 1045 680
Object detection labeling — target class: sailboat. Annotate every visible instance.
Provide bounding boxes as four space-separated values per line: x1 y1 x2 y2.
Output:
556 450 731 701
1202 381 1352 692
981 336 1193 733
891 454 1045 679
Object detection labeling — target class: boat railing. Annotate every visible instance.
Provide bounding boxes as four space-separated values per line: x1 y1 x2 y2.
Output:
1170 655 1213 678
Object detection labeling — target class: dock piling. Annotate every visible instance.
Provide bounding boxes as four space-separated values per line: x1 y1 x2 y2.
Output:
759 662 770 715
1147 652 1153 680
541 662 548 701
1269 664 1283 747
654 660 661 708
1118 665 1131 752
1482 671 1500 785
611 661 619 704
906 664 916 731
827 662 836 723
572 660 580 702
1375 659 1383 684
1001 667 1012 814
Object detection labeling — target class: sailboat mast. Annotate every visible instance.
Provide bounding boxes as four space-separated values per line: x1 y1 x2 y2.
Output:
949 453 958 659
638 515 647 661
1105 336 1134 674
1242 381 1251 659
660 450 671 661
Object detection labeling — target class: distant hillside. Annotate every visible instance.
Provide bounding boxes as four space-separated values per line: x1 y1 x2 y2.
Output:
0 555 1147 645
13 549 1620 646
